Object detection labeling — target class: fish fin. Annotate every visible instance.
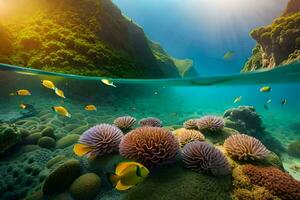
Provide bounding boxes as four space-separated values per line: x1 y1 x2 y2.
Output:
115 181 132 191
108 173 120 187
115 162 135 175
136 166 142 177
111 84 117 88
51 107 55 111
73 144 93 157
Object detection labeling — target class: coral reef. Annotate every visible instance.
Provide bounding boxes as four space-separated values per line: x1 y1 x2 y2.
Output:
196 116 224 132
119 127 179 168
70 173 101 200
174 128 205 148
224 134 270 160
182 141 231 176
0 123 21 153
287 140 300 158
78 124 123 158
37 136 56 149
139 117 163 127
56 134 80 149
243 165 300 199
113 116 136 132
183 119 198 129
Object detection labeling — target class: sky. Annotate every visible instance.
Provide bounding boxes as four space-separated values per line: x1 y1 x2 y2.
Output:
113 0 289 76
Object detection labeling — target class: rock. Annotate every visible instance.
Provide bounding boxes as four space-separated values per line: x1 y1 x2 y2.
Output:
69 126 88 135
24 190 44 200
287 140 300 158
41 127 55 139
204 127 239 144
24 133 42 145
19 128 30 138
46 155 68 169
70 173 101 200
49 192 73 200
18 145 40 154
56 134 80 149
43 159 82 195
0 124 21 153
38 137 56 149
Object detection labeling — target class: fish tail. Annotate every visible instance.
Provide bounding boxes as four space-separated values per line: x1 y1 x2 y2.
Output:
107 173 120 186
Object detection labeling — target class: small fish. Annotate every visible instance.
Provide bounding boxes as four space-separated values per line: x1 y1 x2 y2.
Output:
267 99 272 104
233 96 242 103
154 92 158 95
85 105 97 111
223 51 235 60
73 143 95 157
264 104 269 110
19 103 27 109
19 103 34 110
41 80 56 90
108 162 149 191
260 86 271 92
281 99 287 105
101 79 116 88
52 106 71 117
10 89 31 96
55 88 66 99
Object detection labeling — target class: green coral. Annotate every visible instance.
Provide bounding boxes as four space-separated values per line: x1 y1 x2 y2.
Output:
0 124 21 153
124 163 232 200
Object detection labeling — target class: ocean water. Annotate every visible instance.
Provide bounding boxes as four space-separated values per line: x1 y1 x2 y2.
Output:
0 62 300 199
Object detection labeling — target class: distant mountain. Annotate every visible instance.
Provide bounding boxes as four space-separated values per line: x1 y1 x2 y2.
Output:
0 0 195 78
242 0 300 72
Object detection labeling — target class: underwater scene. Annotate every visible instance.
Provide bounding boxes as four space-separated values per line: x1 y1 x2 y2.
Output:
1 0 300 200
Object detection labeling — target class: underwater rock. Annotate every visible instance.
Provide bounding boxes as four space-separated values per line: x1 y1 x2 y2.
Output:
18 145 41 154
64 124 81 132
287 140 300 158
261 152 284 170
43 159 82 195
204 127 239 144
0 124 21 153
56 134 80 149
38 136 56 149
41 127 55 139
24 133 42 145
70 173 102 200
124 163 232 200
259 132 286 156
48 192 73 200
119 127 179 168
223 106 264 136
69 125 89 135
25 190 44 200
46 155 68 169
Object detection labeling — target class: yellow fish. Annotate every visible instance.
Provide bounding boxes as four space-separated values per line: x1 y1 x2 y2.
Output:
85 105 97 111
108 162 149 191
233 96 242 103
52 106 71 117
73 143 95 157
10 89 31 96
260 86 271 92
223 51 235 60
41 80 56 90
19 104 27 109
55 88 66 98
101 79 116 88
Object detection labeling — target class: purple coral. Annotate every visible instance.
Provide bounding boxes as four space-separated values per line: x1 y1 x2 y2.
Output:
196 116 224 132
113 116 136 131
183 119 198 129
78 124 123 158
139 117 162 127
182 141 231 176
119 127 179 168
224 134 270 160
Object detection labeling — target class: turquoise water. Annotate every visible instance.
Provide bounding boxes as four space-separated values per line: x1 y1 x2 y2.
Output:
1 62 300 199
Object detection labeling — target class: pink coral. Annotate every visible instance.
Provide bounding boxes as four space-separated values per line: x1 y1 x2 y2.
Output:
139 117 162 127
224 134 270 160
196 116 224 132
182 141 231 176
113 116 136 131
119 127 179 168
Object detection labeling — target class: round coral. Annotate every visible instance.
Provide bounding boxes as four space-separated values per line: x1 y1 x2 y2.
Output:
139 117 163 127
224 134 270 160
175 129 205 148
119 127 179 167
78 124 123 158
182 141 231 176
196 116 224 132
243 164 300 199
113 116 136 131
183 119 198 129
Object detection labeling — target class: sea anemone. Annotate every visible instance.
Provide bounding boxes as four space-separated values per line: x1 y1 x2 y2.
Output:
119 127 179 167
196 116 224 132
139 117 163 127
78 124 123 158
113 116 136 131
224 134 270 160
182 141 231 176
183 119 198 129
175 129 205 148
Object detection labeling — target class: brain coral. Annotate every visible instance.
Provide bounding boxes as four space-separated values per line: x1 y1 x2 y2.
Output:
119 127 179 168
139 117 163 127
243 165 300 200
78 124 124 158
182 141 231 176
113 116 136 131
224 134 270 160
175 129 205 148
183 119 198 129
196 116 224 132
